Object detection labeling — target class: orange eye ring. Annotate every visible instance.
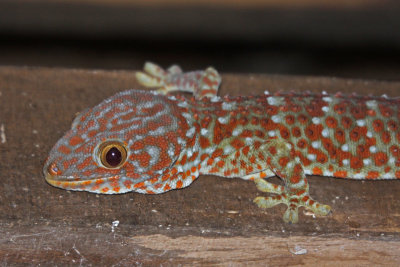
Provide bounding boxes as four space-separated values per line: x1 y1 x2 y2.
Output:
98 141 128 169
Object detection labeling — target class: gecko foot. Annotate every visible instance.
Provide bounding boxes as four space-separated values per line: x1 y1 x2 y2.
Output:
254 194 331 223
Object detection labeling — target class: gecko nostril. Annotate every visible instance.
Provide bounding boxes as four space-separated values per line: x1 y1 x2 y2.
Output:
48 162 62 176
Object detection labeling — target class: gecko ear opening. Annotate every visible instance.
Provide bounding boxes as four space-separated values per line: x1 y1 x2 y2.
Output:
98 141 128 169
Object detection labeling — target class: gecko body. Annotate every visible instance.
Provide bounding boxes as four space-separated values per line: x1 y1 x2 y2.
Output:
44 62 400 223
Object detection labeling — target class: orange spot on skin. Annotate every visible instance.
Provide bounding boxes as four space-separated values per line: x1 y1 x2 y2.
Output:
305 124 322 141
381 131 391 144
176 180 183 188
379 104 393 117
350 126 367 142
101 187 109 193
373 119 384 132
325 116 338 128
374 152 388 167
240 130 253 138
164 184 171 191
211 148 223 159
69 136 84 146
200 154 209 161
334 102 347 114
350 106 367 120
113 187 120 193
297 139 307 149
395 171 400 178
199 136 210 149
350 156 363 169
312 167 323 175
388 120 397 131
333 170 347 178
279 126 290 139
58 145 71 155
231 139 245 149
341 116 352 129
297 114 308 124
292 127 301 137
217 161 225 168
134 182 145 188
180 155 187 166
62 157 78 171
278 157 290 167
260 172 267 178
123 180 133 189
334 128 346 143
254 130 265 138
366 171 380 179
285 115 295 125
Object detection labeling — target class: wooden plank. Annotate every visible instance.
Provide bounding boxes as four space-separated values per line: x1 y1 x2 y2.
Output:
0 66 400 265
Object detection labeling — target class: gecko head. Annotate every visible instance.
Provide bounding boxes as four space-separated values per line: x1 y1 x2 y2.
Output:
43 90 189 194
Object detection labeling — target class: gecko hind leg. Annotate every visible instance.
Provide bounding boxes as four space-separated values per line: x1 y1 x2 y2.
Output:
136 61 221 100
251 140 331 223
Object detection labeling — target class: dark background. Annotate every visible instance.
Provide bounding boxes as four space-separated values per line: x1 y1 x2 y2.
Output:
1 0 400 80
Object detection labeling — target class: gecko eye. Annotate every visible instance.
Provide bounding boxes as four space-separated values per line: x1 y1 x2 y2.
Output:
99 141 127 169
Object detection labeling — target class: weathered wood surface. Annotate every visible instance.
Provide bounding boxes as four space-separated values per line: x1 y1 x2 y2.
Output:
1 66 400 265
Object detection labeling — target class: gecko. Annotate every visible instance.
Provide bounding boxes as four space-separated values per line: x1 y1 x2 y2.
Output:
43 62 400 223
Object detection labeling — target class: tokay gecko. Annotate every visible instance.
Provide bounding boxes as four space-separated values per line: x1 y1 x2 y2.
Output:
44 62 400 223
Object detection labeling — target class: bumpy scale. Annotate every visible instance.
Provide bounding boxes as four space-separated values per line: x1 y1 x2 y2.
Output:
44 62 400 223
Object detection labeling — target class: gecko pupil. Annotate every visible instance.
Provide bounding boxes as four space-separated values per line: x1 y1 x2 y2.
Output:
106 147 122 167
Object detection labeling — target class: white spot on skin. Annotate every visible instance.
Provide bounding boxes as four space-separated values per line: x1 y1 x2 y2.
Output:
177 101 189 108
186 127 196 137
267 97 281 106
370 146 377 153
342 159 349 165
268 131 276 137
323 170 333 176
168 95 177 101
363 158 371 165
322 106 329 112
211 96 221 102
341 144 349 152
224 146 234 154
366 100 377 107
367 131 373 138
264 90 270 95
356 120 366 126
218 117 228 124
322 129 329 137
312 117 321 124
0 124 6 144
232 128 241 136
245 137 253 145
322 97 332 102
201 128 208 136
311 141 320 148
307 154 316 161
222 102 235 110
271 115 281 123
389 157 396 164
